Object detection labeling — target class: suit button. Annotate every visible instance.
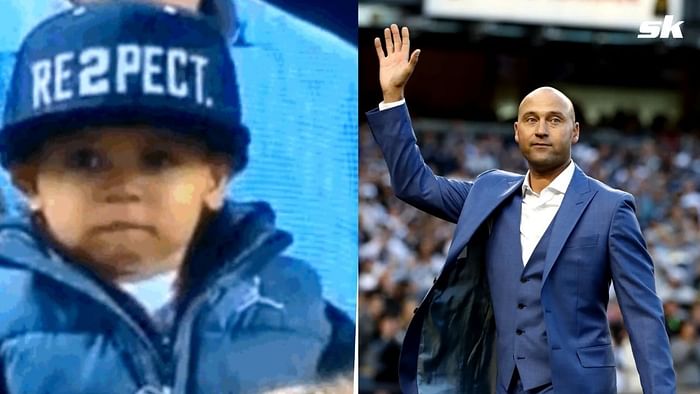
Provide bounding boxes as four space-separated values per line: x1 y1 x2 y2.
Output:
516 329 524 335
433 277 438 284
413 307 419 314
517 304 525 309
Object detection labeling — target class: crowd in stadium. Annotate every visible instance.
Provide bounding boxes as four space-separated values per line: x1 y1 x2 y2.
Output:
358 109 700 393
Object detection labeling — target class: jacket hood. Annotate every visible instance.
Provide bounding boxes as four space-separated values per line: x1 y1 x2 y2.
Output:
178 200 293 297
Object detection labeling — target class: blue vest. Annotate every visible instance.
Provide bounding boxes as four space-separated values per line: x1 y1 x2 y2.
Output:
486 190 556 391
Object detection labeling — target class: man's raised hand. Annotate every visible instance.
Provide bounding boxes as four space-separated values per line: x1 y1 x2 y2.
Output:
375 24 420 103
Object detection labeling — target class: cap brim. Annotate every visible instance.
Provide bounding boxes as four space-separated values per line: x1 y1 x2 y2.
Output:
0 104 249 171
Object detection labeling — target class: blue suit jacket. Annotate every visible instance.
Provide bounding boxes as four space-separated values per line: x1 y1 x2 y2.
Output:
366 104 676 394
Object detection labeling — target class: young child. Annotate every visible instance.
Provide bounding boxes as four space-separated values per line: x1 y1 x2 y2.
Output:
0 2 353 394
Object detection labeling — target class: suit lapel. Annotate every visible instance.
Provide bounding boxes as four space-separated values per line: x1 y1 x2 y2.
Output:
445 176 524 265
541 166 597 286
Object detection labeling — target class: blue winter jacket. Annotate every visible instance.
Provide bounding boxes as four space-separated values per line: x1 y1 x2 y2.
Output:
0 201 353 394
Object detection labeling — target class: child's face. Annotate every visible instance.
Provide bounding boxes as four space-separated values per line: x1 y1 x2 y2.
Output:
12 126 230 281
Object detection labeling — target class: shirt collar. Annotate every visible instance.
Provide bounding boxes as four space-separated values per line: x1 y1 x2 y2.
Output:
522 160 576 197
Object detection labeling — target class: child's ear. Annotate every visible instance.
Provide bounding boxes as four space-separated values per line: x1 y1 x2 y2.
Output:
9 163 42 212
203 158 231 211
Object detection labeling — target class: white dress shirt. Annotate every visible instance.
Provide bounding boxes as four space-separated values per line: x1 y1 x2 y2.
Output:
378 98 406 111
520 160 575 265
378 99 576 266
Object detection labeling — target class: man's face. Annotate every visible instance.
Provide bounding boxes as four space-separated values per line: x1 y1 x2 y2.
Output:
12 126 229 281
514 89 579 173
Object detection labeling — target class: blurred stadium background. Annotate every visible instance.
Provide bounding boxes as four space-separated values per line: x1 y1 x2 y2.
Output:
358 0 700 392
0 0 358 318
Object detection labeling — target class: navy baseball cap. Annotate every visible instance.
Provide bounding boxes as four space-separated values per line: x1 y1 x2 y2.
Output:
0 1 249 172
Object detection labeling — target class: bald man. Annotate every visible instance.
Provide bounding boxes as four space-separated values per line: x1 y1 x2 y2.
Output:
365 25 675 394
